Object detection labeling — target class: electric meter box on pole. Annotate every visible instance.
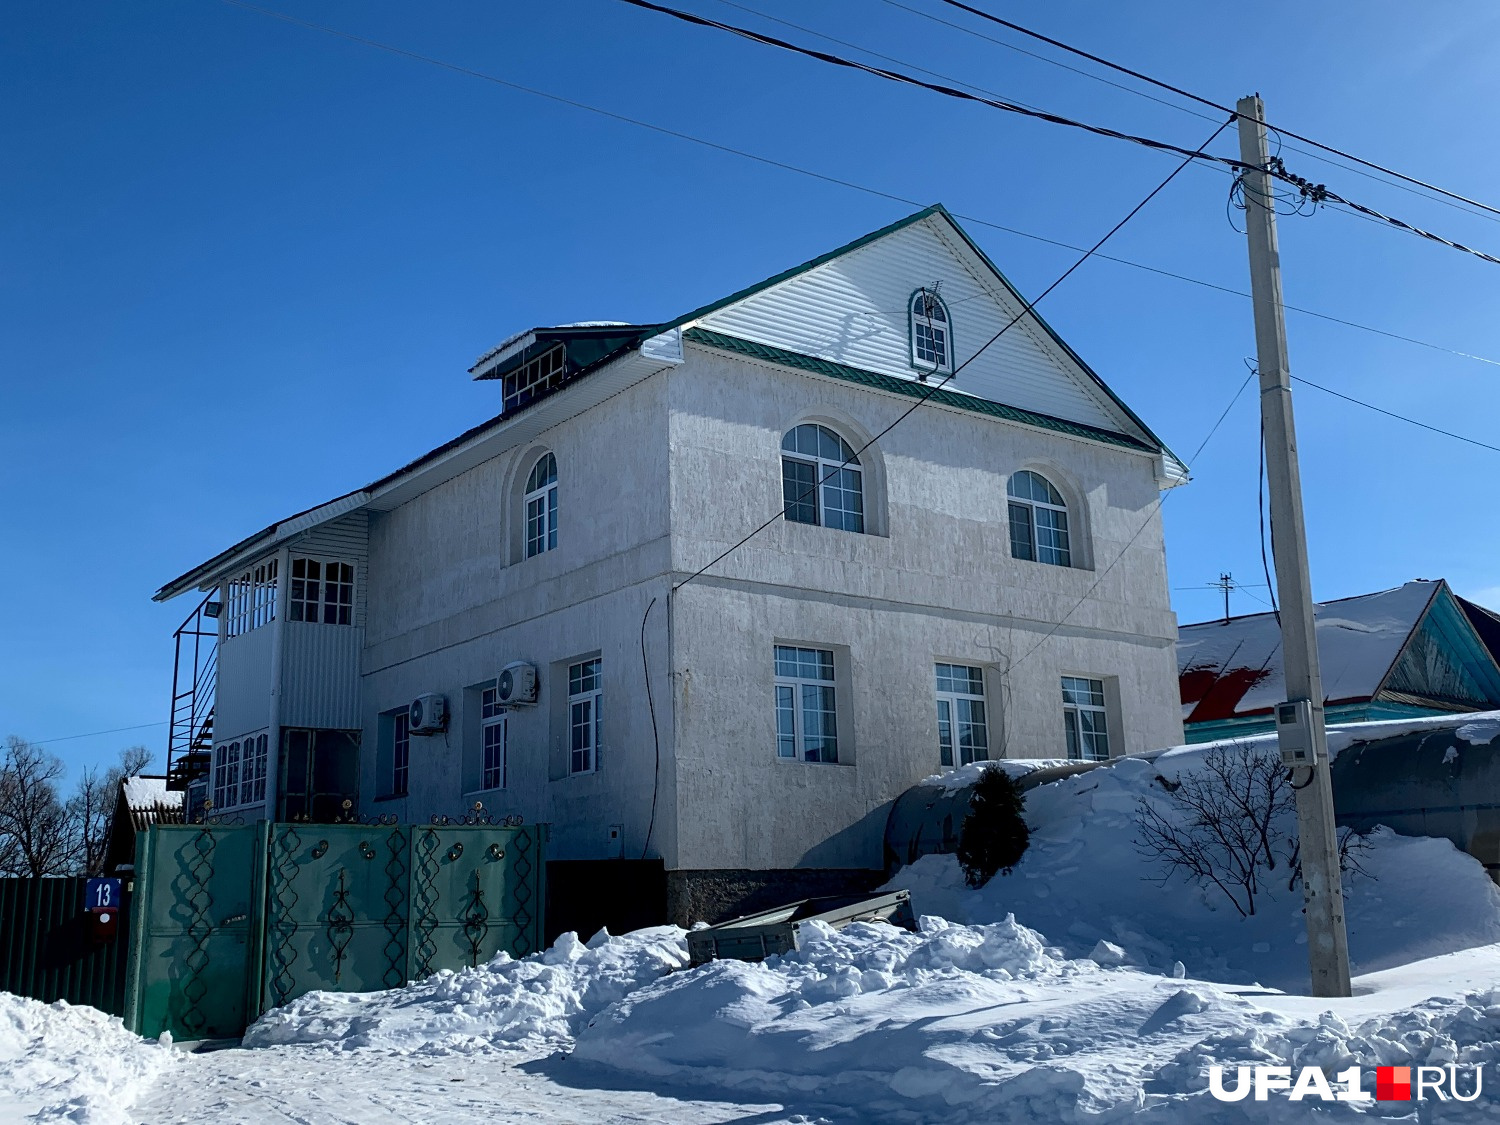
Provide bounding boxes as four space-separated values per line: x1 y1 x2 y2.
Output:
1276 699 1318 768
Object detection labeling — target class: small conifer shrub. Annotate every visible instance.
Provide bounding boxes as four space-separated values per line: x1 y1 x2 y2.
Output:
957 767 1030 887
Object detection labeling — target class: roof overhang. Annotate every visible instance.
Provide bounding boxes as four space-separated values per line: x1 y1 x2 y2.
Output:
155 329 685 602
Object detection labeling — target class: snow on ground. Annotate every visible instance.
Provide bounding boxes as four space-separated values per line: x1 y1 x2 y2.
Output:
11 731 1500 1123
891 751 1500 988
245 924 689 1053
0 992 175 1125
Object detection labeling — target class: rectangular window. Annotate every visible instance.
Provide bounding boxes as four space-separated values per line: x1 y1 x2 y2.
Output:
914 321 947 368
481 686 507 790
526 488 557 557
212 740 241 811
224 558 278 638
1008 501 1034 562
1062 676 1110 761
782 457 819 525
936 663 989 767
392 711 410 796
773 646 838 763
502 344 568 414
239 732 268 806
289 557 354 625
568 658 602 775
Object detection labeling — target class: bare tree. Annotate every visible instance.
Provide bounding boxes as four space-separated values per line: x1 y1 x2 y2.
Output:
0 736 71 877
1135 742 1294 917
68 745 152 876
1136 741 1368 918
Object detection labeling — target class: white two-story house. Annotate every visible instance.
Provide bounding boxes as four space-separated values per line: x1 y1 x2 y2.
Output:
154 205 1186 923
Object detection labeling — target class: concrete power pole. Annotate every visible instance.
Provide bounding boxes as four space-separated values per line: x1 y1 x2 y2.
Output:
1236 94 1352 998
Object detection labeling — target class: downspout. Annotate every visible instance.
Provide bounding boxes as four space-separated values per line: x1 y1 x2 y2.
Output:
264 545 291 821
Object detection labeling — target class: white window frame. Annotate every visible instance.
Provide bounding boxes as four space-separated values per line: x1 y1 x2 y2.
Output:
1062 676 1110 761
480 685 507 791
781 424 864 533
1008 471 1072 567
935 663 989 767
774 645 840 763
391 710 411 796
224 558 278 638
909 288 953 376
211 740 240 811
525 453 559 558
502 344 567 414
567 658 601 776
288 556 355 625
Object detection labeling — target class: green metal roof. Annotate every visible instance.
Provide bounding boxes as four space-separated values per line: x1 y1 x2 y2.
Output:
684 327 1153 452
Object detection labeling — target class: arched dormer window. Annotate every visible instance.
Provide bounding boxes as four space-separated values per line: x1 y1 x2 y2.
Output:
782 424 864 533
524 452 558 557
909 288 952 377
1008 470 1071 566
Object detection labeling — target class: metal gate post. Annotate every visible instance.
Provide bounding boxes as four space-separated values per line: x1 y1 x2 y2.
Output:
123 824 154 1034
244 819 273 1025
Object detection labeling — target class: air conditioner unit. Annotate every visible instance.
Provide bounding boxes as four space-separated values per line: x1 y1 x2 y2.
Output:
409 693 448 734
497 661 539 706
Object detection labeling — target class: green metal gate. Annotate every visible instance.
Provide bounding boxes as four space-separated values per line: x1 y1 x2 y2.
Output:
126 820 546 1041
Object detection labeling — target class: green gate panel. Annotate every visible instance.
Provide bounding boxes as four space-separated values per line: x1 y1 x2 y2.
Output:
124 820 546 1041
126 822 268 1041
407 825 546 979
263 823 411 1011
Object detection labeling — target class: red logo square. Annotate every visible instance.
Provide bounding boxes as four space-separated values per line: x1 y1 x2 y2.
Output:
1376 1066 1412 1101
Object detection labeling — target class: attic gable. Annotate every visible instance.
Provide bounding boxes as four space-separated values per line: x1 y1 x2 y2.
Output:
682 207 1171 463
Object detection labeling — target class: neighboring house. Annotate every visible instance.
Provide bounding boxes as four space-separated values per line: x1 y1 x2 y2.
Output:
103 776 184 876
1178 579 1500 742
153 204 1187 922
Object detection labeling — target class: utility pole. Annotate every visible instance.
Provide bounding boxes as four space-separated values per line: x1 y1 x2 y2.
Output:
1216 573 1234 624
1236 94 1352 998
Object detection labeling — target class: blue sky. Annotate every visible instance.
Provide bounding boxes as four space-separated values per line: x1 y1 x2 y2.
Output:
5 0 1500 778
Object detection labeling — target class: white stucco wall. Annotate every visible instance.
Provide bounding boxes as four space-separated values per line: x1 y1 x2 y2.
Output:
358 373 676 862
345 337 1180 872
663 346 1182 871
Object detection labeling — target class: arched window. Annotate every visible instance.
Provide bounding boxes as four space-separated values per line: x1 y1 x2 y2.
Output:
524 452 558 557
909 288 952 376
1008 470 1071 566
782 424 864 533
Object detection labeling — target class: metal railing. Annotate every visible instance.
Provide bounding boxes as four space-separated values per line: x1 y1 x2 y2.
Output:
166 593 217 791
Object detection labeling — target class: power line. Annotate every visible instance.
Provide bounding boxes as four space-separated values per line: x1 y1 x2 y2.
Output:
928 0 1500 223
618 0 1249 169
619 0 1500 268
26 721 166 748
214 1 1500 368
672 117 1232 593
1292 375 1500 455
1007 365 1257 675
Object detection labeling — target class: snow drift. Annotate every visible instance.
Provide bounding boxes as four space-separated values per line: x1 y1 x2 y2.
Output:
244 924 689 1053
0 992 175 1125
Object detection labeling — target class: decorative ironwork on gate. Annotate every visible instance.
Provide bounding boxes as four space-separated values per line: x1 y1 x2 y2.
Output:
126 819 546 1042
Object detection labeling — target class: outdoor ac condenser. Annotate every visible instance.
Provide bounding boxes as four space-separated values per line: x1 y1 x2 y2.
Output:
409 692 448 734
497 661 539 706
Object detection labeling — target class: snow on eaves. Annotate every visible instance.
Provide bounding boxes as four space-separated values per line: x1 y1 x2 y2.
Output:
1178 579 1438 721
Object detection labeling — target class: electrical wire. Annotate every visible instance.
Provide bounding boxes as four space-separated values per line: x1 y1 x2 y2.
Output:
26 721 166 747
638 595 661 859
215 1 1500 370
1291 375 1500 455
619 0 1500 268
928 0 1500 223
1258 415 1281 622
671 117 1233 593
1005 364 1256 675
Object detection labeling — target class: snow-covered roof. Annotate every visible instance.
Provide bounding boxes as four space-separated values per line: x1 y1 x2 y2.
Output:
121 775 182 811
470 321 636 373
1177 580 1441 722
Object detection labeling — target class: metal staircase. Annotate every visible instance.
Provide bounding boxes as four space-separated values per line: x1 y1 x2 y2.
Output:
166 593 217 792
